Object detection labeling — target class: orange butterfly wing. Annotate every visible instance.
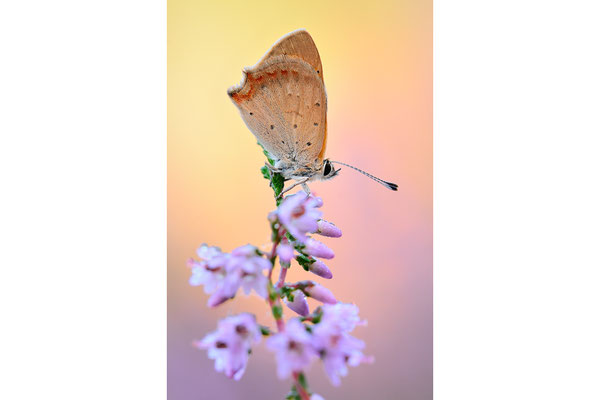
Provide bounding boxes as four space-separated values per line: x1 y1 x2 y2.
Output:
228 30 329 165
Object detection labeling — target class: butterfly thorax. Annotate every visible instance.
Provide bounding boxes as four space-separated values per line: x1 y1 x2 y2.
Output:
275 159 321 180
271 158 339 182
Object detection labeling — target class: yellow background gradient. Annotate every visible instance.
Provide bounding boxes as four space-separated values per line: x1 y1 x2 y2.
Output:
168 1 431 398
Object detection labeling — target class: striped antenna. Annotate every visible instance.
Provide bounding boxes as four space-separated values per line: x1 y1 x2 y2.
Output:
330 161 398 191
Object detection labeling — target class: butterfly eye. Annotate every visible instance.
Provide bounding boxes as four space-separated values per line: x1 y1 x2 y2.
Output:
324 162 332 176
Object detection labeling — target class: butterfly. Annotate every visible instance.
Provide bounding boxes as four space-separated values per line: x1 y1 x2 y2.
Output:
227 29 398 196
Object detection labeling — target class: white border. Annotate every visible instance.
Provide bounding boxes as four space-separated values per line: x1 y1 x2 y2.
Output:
0 1 166 399
435 0 600 398
2 0 600 399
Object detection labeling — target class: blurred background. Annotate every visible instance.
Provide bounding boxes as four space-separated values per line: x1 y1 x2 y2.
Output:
168 1 431 398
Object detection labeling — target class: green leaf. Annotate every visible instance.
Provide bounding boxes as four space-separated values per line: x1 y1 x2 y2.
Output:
272 305 283 320
296 254 316 271
280 286 291 298
311 312 322 324
257 143 285 205
259 325 271 336
294 242 306 252
268 286 278 301
260 165 270 180
286 386 300 400
301 307 323 324
297 372 308 389
270 220 280 243
262 148 275 166
272 172 285 196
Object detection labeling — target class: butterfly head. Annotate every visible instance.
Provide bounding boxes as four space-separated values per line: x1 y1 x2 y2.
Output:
319 159 341 181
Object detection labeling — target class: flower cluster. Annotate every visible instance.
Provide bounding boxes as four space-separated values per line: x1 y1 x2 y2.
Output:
188 244 269 307
194 313 261 380
188 190 371 399
267 303 372 386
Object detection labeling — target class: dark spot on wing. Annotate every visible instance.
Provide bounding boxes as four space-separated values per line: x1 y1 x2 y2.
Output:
313 122 318 126
307 142 312 146
315 102 320 107
249 112 253 115
293 124 297 129
270 125 274 129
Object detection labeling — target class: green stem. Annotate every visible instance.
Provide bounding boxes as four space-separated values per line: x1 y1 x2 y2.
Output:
262 160 312 399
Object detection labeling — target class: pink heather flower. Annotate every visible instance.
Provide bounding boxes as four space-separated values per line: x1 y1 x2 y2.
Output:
228 244 270 299
189 245 236 307
266 319 318 379
206 272 241 307
316 219 342 238
312 196 324 208
195 313 261 381
190 244 270 307
313 330 372 386
196 243 222 260
304 282 337 304
308 259 333 279
303 238 335 259
284 290 310 316
311 303 372 386
277 242 295 265
188 244 229 291
188 258 210 287
320 303 365 333
276 192 323 243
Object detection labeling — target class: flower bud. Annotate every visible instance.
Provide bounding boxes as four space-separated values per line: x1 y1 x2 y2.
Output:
231 244 257 257
207 292 232 308
304 238 335 259
304 283 337 304
316 220 342 238
312 196 324 208
277 243 295 264
309 259 333 279
284 290 309 316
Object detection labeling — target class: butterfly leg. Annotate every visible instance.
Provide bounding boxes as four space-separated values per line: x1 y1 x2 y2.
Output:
301 182 311 195
277 178 310 199
265 162 282 174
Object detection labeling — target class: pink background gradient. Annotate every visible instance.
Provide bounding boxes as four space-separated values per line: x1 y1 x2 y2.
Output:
168 1 431 398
